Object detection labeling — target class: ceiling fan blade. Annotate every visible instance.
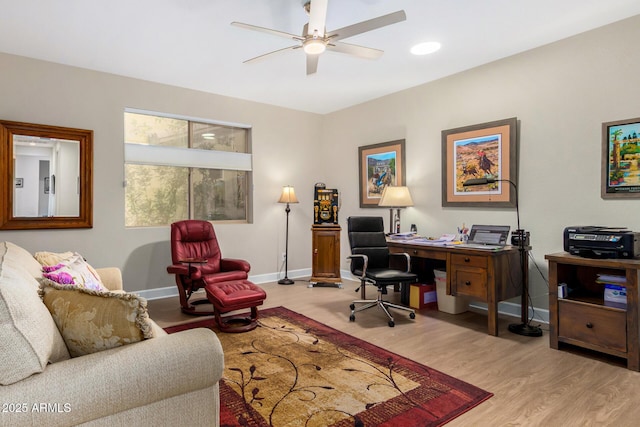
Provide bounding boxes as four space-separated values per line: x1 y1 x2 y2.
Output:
307 0 328 37
243 45 299 63
326 10 406 42
231 21 303 42
306 54 319 75
326 41 383 60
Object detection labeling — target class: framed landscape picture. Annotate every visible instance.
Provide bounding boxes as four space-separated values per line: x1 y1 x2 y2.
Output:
441 117 517 207
358 139 405 208
602 117 640 199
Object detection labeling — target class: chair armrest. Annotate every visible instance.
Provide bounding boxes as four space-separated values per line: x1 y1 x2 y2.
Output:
347 254 368 279
0 328 223 427
389 252 412 273
166 264 202 279
95 267 123 292
221 258 251 273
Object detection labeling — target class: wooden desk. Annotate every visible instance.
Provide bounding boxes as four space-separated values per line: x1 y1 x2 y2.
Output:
387 241 524 336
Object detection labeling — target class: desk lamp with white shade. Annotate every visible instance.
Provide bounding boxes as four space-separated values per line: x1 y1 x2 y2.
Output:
378 186 413 234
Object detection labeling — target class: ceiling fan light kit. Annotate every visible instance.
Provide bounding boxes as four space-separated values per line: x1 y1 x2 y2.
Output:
303 39 326 55
232 0 406 75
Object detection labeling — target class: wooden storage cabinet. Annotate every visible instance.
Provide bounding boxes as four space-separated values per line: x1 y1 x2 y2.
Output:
546 252 640 371
310 225 342 287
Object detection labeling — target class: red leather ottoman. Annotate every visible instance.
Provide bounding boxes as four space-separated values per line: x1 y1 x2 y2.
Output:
205 280 267 333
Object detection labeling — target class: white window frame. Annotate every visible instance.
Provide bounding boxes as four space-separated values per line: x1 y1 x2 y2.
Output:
124 108 253 225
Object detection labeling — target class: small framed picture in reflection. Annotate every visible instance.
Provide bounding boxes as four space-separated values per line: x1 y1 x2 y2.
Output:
15 178 23 188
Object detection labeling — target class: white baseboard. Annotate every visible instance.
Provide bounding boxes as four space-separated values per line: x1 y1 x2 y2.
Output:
137 268 313 300
468 301 549 325
137 268 549 325
136 286 179 301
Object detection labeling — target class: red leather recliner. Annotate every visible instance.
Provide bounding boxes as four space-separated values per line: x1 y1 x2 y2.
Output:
166 220 251 315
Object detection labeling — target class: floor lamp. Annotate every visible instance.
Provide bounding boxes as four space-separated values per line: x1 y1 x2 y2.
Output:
277 185 299 285
463 177 542 337
378 186 414 234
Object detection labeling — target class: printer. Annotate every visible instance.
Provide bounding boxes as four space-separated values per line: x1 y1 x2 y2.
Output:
564 226 640 259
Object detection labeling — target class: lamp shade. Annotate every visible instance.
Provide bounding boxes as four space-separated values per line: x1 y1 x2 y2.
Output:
378 186 413 207
278 186 299 204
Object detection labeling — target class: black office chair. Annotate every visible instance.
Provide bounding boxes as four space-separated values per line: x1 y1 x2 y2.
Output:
347 216 417 327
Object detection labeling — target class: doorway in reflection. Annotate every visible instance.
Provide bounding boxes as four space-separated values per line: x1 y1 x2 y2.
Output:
13 136 79 217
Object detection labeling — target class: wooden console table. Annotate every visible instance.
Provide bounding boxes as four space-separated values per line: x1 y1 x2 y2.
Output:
546 252 640 371
387 241 524 336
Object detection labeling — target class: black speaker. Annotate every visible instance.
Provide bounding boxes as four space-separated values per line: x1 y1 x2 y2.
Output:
511 229 530 246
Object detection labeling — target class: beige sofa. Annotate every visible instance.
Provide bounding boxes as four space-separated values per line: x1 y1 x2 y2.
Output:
0 241 224 427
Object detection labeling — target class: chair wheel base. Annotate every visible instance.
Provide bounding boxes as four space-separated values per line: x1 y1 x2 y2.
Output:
349 295 416 327
216 313 259 333
181 299 215 316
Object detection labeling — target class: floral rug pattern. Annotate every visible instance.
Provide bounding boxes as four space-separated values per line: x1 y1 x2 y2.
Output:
166 306 492 426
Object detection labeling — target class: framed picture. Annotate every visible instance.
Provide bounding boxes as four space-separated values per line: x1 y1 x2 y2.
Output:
442 117 517 207
601 117 640 199
358 139 405 208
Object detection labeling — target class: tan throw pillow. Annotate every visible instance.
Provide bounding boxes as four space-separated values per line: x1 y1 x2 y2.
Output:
40 280 154 357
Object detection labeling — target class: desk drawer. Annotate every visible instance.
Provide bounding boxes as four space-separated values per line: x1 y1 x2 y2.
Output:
398 246 446 261
558 300 626 353
451 254 487 269
451 267 487 299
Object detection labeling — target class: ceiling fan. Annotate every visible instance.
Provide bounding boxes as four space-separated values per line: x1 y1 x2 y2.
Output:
231 0 406 75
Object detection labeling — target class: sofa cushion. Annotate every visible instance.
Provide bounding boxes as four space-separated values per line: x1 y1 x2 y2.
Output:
0 242 70 385
4 241 47 281
40 280 154 357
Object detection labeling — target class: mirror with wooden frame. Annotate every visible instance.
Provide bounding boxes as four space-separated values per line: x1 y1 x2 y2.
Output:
0 120 93 229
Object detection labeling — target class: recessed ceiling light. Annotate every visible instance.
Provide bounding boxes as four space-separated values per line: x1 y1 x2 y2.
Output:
202 133 215 139
410 41 441 56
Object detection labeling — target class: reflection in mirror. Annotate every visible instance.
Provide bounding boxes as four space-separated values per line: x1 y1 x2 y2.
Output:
0 120 93 229
13 136 80 217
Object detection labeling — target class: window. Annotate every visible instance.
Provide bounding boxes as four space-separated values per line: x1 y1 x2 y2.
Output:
124 110 252 227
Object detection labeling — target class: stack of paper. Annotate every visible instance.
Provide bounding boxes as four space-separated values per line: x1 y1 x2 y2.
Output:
597 274 627 308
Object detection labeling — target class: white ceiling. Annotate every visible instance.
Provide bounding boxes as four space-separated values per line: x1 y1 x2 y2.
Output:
1 0 639 114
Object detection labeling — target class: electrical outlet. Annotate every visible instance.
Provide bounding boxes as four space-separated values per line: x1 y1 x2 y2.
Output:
281 252 287 261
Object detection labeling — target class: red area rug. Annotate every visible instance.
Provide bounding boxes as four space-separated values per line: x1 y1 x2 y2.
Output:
165 306 492 426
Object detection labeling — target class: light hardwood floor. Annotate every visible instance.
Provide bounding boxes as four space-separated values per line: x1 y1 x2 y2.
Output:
148 279 640 426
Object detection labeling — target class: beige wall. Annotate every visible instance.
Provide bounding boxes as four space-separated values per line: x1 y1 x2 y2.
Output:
325 14 640 310
0 53 325 292
1 14 639 313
